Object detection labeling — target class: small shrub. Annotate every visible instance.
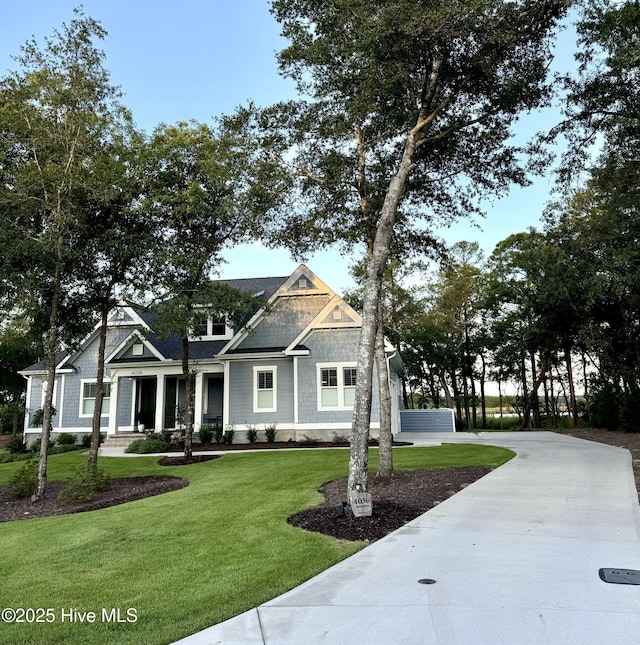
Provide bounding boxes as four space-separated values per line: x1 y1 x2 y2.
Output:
7 461 39 500
475 416 522 431
6 435 27 454
332 433 350 444
29 437 55 455
49 444 84 455
264 423 278 443
213 425 224 444
56 432 77 446
58 466 110 504
246 424 258 444
298 434 317 446
125 438 171 454
169 431 185 450
80 432 106 448
198 424 214 445
223 425 235 444
0 452 35 464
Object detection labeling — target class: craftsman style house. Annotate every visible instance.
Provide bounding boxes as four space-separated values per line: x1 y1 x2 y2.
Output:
21 265 404 444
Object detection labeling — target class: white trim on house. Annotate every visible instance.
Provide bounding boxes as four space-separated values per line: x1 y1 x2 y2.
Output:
285 296 361 354
78 379 112 418
220 264 333 355
253 365 277 413
58 374 65 429
188 311 234 342
40 377 58 409
57 304 151 371
105 329 167 364
293 356 299 424
316 362 358 411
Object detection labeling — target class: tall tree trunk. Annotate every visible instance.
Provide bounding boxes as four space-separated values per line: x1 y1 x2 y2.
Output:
520 353 530 429
462 367 471 430
12 404 19 437
400 358 409 410
451 370 462 420
182 335 194 460
530 350 541 428
35 235 63 500
348 118 421 497
582 350 591 422
498 377 504 430
375 306 393 479
88 305 109 470
441 374 454 409
480 352 487 429
521 357 551 430
549 369 558 427
565 347 578 426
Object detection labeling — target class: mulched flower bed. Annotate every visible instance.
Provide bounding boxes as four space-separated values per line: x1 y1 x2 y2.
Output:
157 455 220 466
288 467 492 542
191 439 412 451
0 476 188 523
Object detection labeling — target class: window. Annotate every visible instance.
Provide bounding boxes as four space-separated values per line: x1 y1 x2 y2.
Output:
317 363 357 410
190 313 232 340
210 315 226 336
193 314 209 337
343 367 357 407
320 368 338 407
254 367 277 413
132 343 144 356
80 381 111 417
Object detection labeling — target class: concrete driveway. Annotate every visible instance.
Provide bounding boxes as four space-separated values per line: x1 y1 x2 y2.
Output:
173 432 640 645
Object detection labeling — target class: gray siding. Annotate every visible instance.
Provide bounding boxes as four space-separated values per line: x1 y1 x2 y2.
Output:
400 409 455 432
297 329 380 425
239 296 330 349
59 328 132 428
118 341 157 360
116 377 134 427
27 377 61 426
228 359 294 425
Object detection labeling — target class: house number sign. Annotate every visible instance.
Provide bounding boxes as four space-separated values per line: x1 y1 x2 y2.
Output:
349 491 373 517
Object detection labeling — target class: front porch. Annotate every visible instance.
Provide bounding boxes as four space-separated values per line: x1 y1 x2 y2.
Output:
107 367 225 437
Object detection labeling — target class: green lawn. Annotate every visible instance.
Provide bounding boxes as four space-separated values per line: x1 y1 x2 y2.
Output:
0 444 513 645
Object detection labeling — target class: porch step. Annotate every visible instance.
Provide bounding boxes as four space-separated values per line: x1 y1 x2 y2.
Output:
101 433 145 448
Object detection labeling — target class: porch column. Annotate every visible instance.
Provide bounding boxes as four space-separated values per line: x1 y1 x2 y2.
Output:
293 357 299 425
194 371 204 431
155 374 165 431
58 375 65 429
108 373 119 436
223 361 230 427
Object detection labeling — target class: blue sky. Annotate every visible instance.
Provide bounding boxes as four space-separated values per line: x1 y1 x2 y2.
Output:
0 1 578 294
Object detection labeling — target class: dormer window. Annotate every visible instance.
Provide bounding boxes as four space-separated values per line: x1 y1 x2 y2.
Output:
190 313 233 340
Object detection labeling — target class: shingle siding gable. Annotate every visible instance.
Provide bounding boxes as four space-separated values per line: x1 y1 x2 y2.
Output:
237 295 332 350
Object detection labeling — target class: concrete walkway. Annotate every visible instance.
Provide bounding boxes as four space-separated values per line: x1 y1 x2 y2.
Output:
170 432 640 645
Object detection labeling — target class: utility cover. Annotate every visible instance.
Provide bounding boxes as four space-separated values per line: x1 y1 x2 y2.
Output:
599 568 640 585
